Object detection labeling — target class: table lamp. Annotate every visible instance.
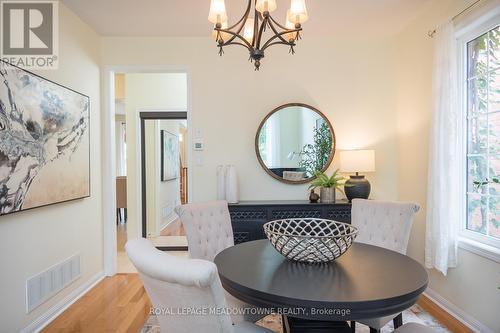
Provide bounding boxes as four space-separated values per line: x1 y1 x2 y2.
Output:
339 150 375 202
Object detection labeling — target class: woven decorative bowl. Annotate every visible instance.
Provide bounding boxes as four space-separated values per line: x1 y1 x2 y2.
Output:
263 218 358 263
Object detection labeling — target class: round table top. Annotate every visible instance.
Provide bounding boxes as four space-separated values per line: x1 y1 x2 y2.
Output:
214 240 428 321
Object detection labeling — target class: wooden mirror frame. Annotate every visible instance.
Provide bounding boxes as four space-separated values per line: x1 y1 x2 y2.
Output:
255 103 336 185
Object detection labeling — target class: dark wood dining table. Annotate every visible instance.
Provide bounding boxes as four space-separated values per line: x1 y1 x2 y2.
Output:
214 239 428 333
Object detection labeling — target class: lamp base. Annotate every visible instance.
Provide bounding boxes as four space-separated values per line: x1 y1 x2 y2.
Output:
345 175 371 202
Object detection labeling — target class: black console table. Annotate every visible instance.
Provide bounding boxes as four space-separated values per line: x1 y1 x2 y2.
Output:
228 200 352 244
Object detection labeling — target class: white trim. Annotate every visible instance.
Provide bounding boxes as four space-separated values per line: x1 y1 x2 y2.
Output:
424 287 494 333
20 271 105 333
455 2 500 40
103 65 192 276
456 9 500 253
458 236 500 263
103 68 117 277
159 214 179 234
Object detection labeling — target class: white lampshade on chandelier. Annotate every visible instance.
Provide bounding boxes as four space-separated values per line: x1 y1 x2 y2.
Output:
208 0 309 70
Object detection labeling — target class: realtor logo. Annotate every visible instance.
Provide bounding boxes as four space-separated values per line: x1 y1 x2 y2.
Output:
1 1 58 69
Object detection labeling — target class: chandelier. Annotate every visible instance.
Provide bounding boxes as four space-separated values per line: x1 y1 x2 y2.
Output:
208 0 309 70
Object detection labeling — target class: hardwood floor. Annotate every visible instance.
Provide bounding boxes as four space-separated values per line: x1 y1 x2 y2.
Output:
42 274 471 333
41 274 150 333
417 294 473 333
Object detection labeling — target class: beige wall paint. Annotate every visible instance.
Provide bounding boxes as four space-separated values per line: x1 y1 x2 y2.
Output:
395 0 500 331
0 4 102 332
102 36 400 212
124 73 187 239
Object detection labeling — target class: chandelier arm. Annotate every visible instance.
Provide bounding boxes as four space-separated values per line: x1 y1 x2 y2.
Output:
255 15 269 49
266 18 301 45
226 0 252 31
261 29 300 51
218 0 252 46
252 8 259 47
267 14 293 31
261 41 295 49
224 41 252 49
216 28 253 50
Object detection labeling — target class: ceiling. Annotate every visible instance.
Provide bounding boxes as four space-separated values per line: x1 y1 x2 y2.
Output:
62 0 433 38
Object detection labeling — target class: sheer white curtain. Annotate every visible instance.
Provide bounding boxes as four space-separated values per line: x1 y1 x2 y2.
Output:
425 21 460 276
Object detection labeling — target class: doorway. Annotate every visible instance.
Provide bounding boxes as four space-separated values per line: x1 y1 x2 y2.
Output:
140 112 189 251
103 66 191 276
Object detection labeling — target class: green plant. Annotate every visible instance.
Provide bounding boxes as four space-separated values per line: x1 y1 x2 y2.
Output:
473 177 500 191
299 123 333 177
308 170 346 191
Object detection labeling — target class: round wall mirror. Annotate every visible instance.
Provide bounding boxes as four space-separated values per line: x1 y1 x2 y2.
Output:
255 103 336 184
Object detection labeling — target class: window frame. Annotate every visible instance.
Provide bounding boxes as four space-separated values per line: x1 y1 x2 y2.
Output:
457 10 500 259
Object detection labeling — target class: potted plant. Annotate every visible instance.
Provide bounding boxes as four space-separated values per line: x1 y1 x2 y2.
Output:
299 122 333 178
308 169 346 203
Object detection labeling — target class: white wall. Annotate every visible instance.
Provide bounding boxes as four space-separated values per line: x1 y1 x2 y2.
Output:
0 4 102 332
102 36 400 209
124 73 187 240
394 0 500 331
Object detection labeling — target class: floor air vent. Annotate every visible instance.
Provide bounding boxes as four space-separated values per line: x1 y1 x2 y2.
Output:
26 254 81 313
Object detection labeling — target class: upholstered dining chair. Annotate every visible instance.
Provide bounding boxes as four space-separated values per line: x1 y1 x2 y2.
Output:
125 238 273 333
350 199 421 333
175 201 234 262
175 201 267 323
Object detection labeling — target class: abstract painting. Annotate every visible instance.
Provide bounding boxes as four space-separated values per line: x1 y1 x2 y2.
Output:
0 60 90 216
160 130 179 181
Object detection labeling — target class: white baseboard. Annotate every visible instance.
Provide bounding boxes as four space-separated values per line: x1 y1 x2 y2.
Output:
159 214 179 234
424 287 494 333
21 271 105 333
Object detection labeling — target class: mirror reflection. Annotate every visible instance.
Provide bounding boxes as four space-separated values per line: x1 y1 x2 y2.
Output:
143 118 188 249
256 104 335 183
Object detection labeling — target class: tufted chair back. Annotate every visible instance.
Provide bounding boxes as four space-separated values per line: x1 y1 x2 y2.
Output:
175 201 234 261
125 238 234 333
351 199 420 254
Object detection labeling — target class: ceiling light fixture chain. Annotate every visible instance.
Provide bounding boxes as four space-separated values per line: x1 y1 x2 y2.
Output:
208 0 308 70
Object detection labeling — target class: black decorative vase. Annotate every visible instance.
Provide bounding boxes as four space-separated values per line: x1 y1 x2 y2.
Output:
309 190 320 203
345 175 371 202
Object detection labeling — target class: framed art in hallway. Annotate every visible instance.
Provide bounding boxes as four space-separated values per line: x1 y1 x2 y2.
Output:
160 130 179 181
0 60 90 217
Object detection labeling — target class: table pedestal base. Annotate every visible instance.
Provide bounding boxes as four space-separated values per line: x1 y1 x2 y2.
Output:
284 317 352 333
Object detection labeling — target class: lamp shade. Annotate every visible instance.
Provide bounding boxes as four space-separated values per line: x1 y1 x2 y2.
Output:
256 0 277 13
288 0 308 24
284 11 296 42
208 0 228 24
339 150 375 173
243 18 255 43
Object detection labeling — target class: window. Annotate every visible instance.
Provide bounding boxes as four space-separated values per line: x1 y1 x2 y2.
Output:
465 25 500 245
